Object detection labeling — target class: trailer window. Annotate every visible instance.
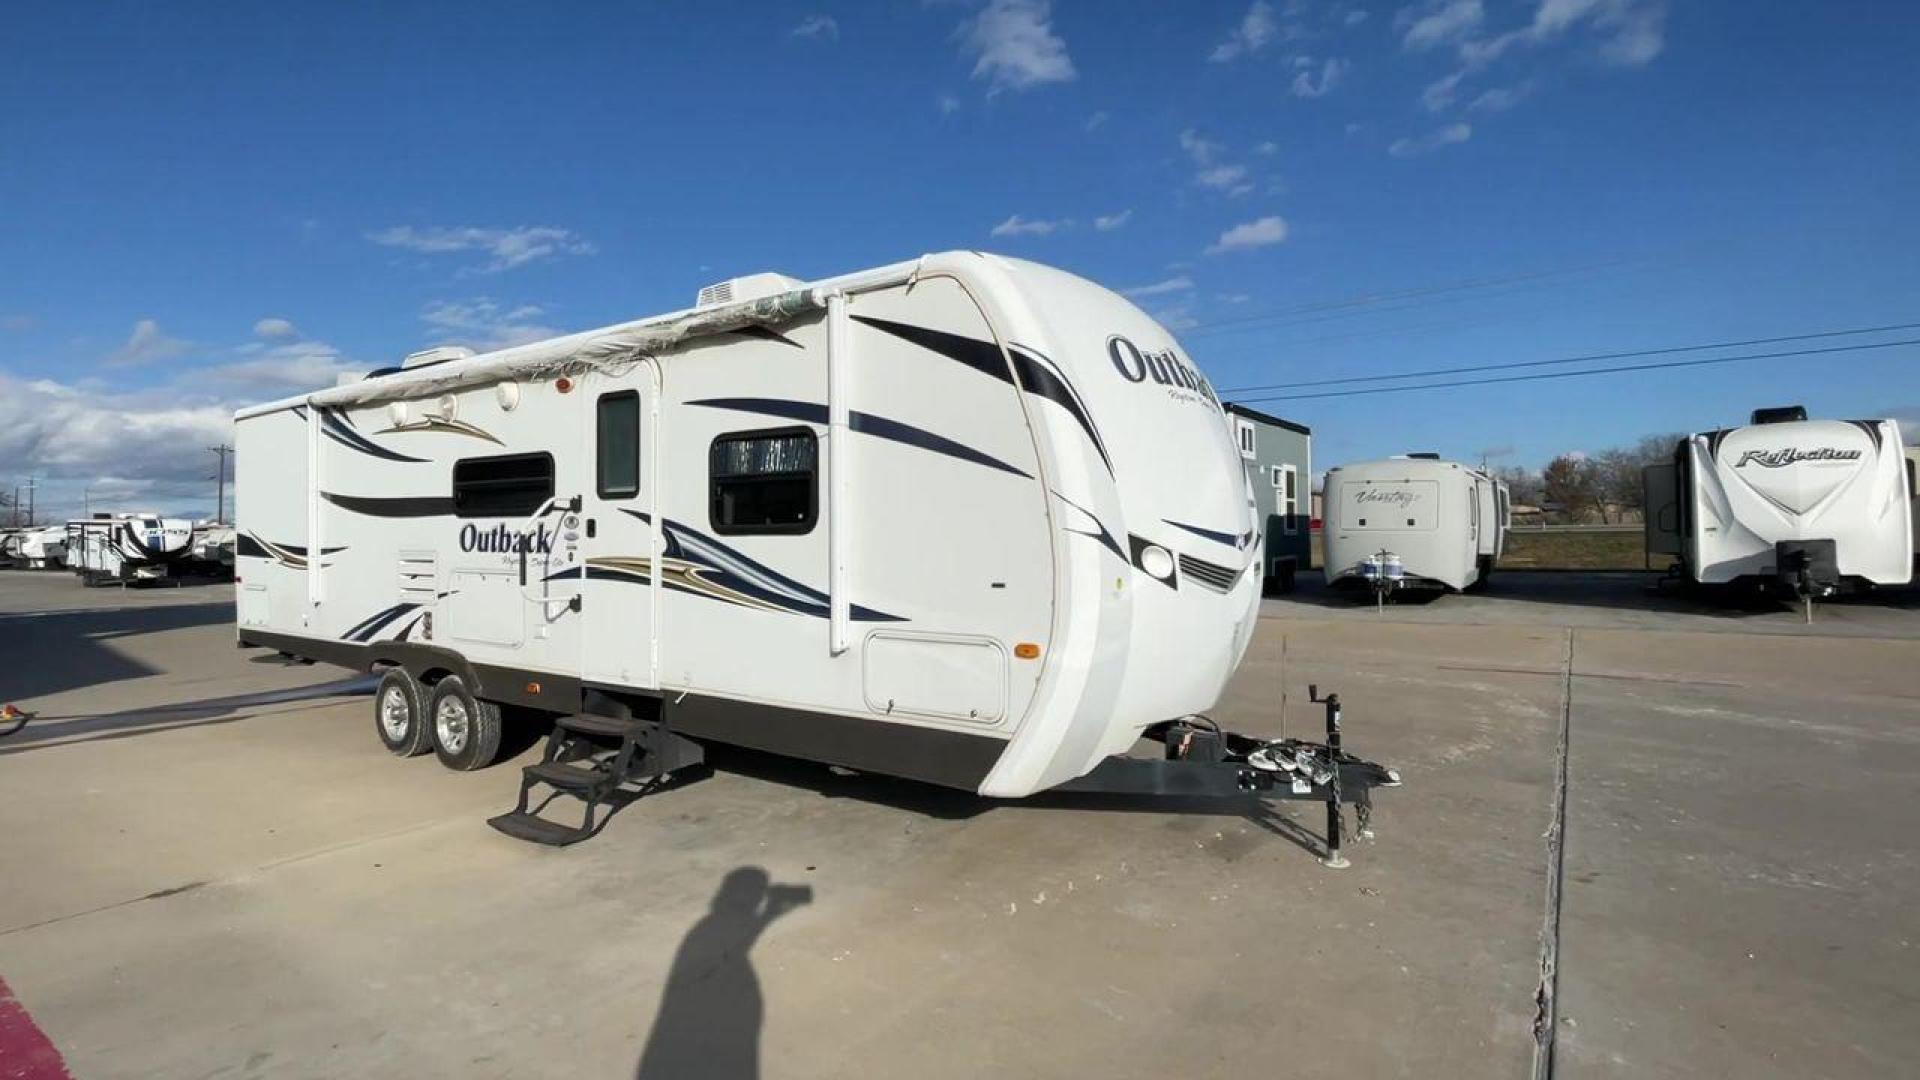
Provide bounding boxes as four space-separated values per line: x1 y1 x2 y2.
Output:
597 391 641 499
452 453 554 518
710 428 817 534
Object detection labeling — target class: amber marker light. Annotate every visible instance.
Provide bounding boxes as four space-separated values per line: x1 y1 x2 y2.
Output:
1014 642 1041 660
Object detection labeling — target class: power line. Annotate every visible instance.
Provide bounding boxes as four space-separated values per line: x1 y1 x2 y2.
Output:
1230 337 1920 404
1222 321 1920 394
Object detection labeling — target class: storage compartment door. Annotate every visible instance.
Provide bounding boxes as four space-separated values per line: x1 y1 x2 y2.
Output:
1644 463 1681 556
863 632 1007 724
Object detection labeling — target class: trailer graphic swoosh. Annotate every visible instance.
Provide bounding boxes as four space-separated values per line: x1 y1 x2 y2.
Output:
850 315 1113 475
688 397 1033 479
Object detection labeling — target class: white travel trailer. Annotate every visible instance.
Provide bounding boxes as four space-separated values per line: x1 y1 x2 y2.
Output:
1644 407 1913 599
65 513 195 584
1322 455 1509 594
16 526 68 569
233 252 1395 847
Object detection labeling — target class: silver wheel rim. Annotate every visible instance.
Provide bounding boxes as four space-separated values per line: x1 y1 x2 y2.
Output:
436 695 470 755
380 686 411 743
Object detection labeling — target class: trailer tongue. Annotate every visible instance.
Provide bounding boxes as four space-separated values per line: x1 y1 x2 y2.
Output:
1054 686 1399 867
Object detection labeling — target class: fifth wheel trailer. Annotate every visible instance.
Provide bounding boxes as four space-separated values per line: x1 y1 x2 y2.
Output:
1322 455 1509 594
1644 406 1913 597
233 251 1396 846
65 514 195 584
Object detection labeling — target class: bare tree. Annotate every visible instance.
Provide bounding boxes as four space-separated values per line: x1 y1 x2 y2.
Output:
1493 465 1543 507
1542 455 1599 523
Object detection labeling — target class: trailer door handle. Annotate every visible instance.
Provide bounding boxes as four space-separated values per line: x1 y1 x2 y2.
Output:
586 518 597 539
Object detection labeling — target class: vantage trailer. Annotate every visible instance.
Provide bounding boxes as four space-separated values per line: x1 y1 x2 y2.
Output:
1322 455 1508 595
1645 406 1913 606
233 252 1396 848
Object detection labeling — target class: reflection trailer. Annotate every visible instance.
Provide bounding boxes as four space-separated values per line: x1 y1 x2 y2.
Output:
231 252 1397 853
1645 405 1913 617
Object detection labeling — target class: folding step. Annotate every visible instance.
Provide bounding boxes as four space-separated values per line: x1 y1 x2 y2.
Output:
487 811 591 847
555 712 641 739
524 759 613 794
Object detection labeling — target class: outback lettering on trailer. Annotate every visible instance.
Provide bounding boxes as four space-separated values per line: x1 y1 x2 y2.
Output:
1107 335 1221 410
1733 447 1863 469
459 522 554 554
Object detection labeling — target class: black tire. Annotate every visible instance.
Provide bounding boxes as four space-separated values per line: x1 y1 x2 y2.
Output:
427 675 504 771
373 667 433 757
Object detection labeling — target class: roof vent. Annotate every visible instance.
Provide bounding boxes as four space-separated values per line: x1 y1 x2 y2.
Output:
1405 452 1442 460
696 272 805 308
1751 405 1808 425
403 345 475 370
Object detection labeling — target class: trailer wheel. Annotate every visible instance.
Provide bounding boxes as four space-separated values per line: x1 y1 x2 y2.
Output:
428 675 504 771
373 668 432 757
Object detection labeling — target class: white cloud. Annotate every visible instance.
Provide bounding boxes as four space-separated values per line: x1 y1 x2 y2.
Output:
937 93 962 115
419 299 559 352
1206 216 1289 254
1084 111 1109 131
104 319 192 367
1291 57 1349 98
1468 81 1532 111
1151 305 1199 332
1094 209 1133 231
1123 276 1195 298
367 225 596 273
1397 0 1484 51
1210 2 1278 62
0 373 235 517
1457 0 1666 69
1421 69 1467 110
990 214 1070 237
1220 292 1253 304
253 317 298 340
1388 121 1473 157
1254 140 1280 156
791 14 839 40
1179 128 1224 166
959 0 1076 95
211 340 362 391
1345 9 1371 25
1196 164 1251 192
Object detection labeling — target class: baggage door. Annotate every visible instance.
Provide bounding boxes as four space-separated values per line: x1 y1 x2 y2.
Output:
1644 463 1681 556
578 362 660 689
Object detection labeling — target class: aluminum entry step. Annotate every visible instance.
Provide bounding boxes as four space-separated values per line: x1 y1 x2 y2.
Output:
556 713 642 739
524 760 611 793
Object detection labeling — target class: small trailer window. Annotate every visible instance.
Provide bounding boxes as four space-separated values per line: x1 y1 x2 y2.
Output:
710 428 817 534
452 453 554 518
597 391 641 499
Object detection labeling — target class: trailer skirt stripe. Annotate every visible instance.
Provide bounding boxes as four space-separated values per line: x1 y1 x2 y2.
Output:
850 316 1113 475
689 397 1033 479
1051 490 1125 562
321 493 457 518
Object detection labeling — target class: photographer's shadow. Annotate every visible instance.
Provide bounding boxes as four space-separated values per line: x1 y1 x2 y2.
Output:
636 866 812 1080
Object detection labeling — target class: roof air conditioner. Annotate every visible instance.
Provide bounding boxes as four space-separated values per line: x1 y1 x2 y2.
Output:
403 346 475 369
696 272 804 308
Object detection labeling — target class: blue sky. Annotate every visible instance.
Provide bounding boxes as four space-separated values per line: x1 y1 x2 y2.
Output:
3 1 1916 518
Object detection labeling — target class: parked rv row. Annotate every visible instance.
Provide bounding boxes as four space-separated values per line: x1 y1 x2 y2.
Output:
0 514 234 584
1299 406 1915 610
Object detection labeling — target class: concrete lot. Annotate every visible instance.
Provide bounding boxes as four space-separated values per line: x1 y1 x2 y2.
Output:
0 569 1915 1078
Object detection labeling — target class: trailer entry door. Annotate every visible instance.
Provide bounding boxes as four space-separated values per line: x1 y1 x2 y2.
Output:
579 368 660 689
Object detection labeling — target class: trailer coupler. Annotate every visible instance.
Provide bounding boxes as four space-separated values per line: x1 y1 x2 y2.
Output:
1055 686 1398 867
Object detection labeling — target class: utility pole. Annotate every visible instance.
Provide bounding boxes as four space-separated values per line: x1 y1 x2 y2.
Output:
208 444 234 524
22 477 36 528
